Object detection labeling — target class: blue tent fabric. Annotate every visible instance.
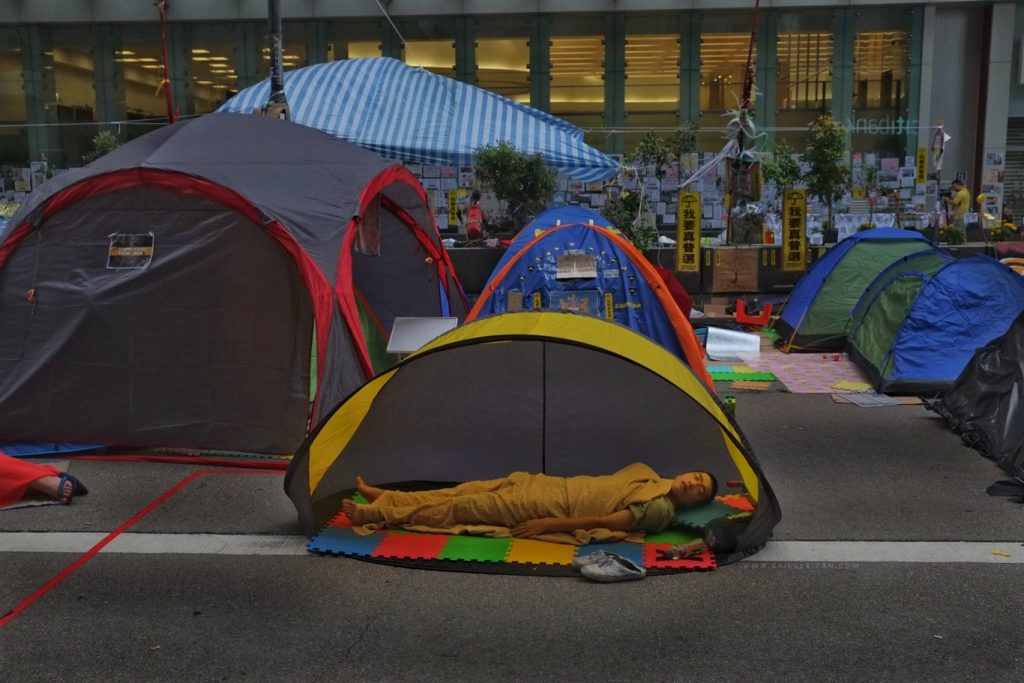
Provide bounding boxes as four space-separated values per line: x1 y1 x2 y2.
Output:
491 206 614 275
0 442 103 457
217 58 620 182
887 256 1024 391
851 255 1024 393
471 222 687 361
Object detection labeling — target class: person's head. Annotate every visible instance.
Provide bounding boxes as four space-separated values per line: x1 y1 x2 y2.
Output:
667 471 718 508
952 179 964 190
471 190 481 202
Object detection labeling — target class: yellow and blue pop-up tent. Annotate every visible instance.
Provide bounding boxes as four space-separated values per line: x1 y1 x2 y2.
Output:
286 312 780 563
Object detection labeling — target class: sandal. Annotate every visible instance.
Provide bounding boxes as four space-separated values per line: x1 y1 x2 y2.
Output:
59 472 88 496
55 473 74 505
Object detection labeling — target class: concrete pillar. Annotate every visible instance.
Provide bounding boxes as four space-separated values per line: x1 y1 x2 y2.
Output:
755 11 777 142
980 3 1016 217
454 16 475 85
529 16 550 112
167 24 190 118
913 6 935 167
93 26 126 126
306 20 329 65
679 12 700 125
605 13 625 155
831 9 855 151
21 27 60 164
903 6 926 159
237 23 263 90
381 21 403 60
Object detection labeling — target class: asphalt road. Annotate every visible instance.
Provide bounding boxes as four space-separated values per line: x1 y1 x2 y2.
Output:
2 392 1023 682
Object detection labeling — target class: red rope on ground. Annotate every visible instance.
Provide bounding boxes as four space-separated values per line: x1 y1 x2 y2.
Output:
69 454 289 470
0 469 283 629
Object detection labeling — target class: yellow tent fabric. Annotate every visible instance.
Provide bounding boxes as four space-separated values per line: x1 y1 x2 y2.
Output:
287 312 781 562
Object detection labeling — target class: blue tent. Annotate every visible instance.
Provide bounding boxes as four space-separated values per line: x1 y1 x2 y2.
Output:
847 255 1024 394
491 206 614 276
465 211 713 387
774 228 934 351
217 58 619 182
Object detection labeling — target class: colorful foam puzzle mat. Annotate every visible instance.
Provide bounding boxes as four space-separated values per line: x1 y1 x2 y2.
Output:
707 365 777 382
306 494 757 576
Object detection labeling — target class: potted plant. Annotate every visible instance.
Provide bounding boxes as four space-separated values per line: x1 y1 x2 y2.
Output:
940 225 966 245
82 130 121 163
473 141 557 233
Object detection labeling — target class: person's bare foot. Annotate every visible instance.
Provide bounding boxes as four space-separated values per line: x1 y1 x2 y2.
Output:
355 476 386 503
29 475 73 504
341 498 380 525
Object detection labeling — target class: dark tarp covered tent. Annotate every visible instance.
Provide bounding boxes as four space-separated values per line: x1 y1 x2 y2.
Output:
775 228 935 352
932 312 1024 478
286 312 780 564
0 113 467 454
846 255 1024 394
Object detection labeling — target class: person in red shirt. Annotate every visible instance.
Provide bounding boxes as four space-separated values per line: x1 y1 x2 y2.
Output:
465 190 487 240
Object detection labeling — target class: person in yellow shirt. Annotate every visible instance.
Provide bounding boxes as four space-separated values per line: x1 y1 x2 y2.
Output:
339 464 717 539
943 178 971 229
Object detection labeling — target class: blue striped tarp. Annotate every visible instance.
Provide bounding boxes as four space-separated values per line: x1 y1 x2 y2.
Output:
217 57 620 182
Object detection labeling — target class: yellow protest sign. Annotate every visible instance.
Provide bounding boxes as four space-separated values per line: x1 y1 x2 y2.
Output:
782 189 807 273
915 147 927 184
447 190 460 230
676 192 701 273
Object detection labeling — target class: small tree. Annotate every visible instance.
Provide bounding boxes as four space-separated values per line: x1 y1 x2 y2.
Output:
473 141 557 232
803 115 850 242
603 188 658 248
861 165 879 224
82 130 121 163
607 125 700 249
761 140 801 209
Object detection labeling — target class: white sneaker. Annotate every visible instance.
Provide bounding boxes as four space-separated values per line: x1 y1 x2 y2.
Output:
571 549 612 571
580 553 647 582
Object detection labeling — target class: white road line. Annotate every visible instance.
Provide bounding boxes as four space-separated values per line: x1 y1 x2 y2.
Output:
1 534 1023 563
747 541 1024 564
0 532 308 555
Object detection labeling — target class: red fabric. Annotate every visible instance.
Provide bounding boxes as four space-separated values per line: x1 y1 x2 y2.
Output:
653 265 694 320
0 454 59 507
466 204 484 239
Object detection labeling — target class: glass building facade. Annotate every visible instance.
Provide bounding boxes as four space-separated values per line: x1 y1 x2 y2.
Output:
0 10 911 167
0 2 1014 200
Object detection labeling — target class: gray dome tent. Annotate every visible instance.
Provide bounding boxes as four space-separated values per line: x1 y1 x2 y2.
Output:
0 113 466 453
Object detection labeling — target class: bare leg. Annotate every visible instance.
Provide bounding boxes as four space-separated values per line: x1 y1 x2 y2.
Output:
28 476 72 505
341 498 381 525
355 476 386 503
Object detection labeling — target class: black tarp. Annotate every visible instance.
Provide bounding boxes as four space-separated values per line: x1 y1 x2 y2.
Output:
933 312 1024 478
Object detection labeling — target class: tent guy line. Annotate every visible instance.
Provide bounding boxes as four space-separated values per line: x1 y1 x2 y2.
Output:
0 533 1021 564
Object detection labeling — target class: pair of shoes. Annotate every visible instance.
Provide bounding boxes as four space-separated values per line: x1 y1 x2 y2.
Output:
571 549 612 571
579 553 646 583
59 472 88 496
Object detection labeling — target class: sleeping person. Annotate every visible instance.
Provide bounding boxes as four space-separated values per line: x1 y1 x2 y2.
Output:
340 462 717 545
